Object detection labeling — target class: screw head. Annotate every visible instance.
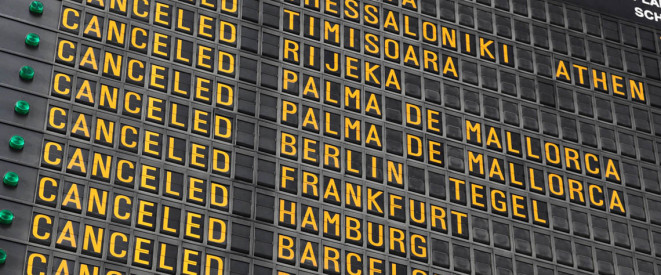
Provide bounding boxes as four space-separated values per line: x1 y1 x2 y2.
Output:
29 1 43 15
19 66 34 81
0 210 14 225
9 136 24 151
25 33 40 47
0 249 6 264
14 100 30 115
3 172 18 187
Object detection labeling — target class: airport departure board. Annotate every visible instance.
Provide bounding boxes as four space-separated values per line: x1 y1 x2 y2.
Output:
0 0 661 274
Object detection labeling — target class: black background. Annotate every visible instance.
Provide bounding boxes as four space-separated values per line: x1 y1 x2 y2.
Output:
562 0 661 29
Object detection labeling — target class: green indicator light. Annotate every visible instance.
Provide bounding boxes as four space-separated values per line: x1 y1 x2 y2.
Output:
25 33 40 47
9 136 24 151
0 249 6 264
0 210 14 225
19 66 34 80
3 172 18 187
14 100 30 115
29 1 43 15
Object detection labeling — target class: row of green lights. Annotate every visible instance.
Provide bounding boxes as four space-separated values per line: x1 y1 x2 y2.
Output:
0 0 45 265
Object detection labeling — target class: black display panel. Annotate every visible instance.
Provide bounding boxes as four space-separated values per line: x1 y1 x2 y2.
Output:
0 0 660 274
563 0 661 28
